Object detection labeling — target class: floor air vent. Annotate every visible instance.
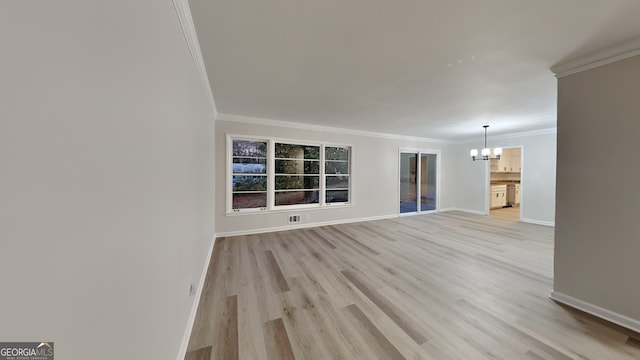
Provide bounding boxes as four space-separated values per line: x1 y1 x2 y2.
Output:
289 215 301 223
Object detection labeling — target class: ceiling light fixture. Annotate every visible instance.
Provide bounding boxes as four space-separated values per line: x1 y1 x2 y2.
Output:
470 125 502 161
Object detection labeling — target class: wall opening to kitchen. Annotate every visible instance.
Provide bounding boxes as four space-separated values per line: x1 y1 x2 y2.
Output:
488 146 522 221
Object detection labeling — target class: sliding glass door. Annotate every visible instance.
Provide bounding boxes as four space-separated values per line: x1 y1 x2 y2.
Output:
400 150 438 214
400 153 418 213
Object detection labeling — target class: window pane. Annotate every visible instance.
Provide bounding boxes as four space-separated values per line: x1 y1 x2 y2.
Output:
233 140 267 157
303 146 320 159
275 176 319 190
400 153 418 213
233 158 266 174
304 161 320 174
232 175 267 191
275 160 319 174
275 143 320 159
325 161 349 174
326 176 349 189
275 191 319 206
233 193 267 209
325 146 349 160
326 190 349 203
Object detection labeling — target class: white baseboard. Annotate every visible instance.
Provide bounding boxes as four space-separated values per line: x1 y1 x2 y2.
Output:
440 207 487 216
215 214 398 237
176 236 217 360
550 291 640 333
521 218 555 227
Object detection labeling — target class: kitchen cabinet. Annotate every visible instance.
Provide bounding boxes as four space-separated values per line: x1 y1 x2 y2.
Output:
490 158 500 172
490 185 507 208
491 149 521 173
508 152 521 172
499 156 510 172
491 155 511 172
490 157 506 172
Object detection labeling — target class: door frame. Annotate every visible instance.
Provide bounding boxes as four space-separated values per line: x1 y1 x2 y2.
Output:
398 148 441 216
485 145 523 220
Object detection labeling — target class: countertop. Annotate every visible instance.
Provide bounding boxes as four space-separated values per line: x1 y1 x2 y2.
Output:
491 181 520 185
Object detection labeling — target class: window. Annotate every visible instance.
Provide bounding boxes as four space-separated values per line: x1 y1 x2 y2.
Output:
228 136 351 213
231 139 268 210
325 146 350 204
274 143 320 206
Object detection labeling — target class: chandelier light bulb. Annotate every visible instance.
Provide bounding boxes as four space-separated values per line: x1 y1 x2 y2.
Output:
470 125 500 161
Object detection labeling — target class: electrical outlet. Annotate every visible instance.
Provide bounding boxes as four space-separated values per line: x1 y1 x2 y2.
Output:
189 276 196 297
288 215 301 223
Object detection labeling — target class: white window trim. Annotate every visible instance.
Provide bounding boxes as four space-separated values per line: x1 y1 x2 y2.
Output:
227 134 270 214
323 143 352 206
272 140 322 209
226 134 353 214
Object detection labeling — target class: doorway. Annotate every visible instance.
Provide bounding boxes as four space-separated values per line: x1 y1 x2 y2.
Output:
488 147 522 220
399 150 439 214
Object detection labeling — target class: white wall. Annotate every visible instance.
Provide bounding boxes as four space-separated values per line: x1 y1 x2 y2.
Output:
0 2 214 359
554 55 640 327
450 131 557 224
215 119 454 235
448 142 488 214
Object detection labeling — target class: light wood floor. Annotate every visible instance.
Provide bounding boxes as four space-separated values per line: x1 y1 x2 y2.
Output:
186 211 640 360
490 206 521 221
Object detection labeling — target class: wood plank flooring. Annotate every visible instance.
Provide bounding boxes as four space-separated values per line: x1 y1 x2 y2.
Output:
490 206 521 221
185 211 640 360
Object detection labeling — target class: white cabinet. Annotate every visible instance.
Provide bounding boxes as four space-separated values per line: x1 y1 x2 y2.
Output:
498 153 510 172
508 152 521 173
492 154 511 172
490 185 507 208
492 149 521 173
490 158 500 172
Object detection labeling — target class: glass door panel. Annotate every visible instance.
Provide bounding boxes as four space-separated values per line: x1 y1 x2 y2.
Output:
420 153 437 211
400 153 417 213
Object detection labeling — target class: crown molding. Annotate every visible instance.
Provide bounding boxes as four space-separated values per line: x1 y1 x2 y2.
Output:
172 0 218 117
551 37 640 78
454 127 557 144
492 127 557 140
215 113 452 144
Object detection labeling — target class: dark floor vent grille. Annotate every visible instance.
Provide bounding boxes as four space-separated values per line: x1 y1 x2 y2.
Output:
288 215 301 223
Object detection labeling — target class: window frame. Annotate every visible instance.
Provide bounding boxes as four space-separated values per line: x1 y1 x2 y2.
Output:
323 144 352 206
272 140 322 209
226 134 352 214
227 135 270 213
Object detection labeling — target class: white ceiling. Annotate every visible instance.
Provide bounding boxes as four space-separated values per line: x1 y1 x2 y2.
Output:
189 0 640 140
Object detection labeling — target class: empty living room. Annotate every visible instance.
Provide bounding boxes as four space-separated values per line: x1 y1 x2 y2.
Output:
2 1 640 360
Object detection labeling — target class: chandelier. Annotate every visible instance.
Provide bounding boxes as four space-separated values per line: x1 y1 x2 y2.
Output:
470 125 502 161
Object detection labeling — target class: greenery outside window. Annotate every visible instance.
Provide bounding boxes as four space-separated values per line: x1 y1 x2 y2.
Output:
274 143 321 206
325 146 350 204
231 139 268 211
228 136 351 213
